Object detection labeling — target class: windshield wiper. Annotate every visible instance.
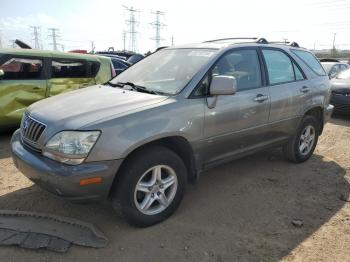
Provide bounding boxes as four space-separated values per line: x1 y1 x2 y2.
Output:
115 81 163 95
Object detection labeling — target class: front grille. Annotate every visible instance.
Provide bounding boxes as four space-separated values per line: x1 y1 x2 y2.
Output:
21 114 46 144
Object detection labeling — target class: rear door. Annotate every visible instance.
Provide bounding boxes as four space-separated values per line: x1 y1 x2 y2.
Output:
261 48 310 140
0 55 47 126
47 58 96 97
201 48 271 166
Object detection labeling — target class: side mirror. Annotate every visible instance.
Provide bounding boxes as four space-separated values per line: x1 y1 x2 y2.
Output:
0 70 4 79
209 75 237 95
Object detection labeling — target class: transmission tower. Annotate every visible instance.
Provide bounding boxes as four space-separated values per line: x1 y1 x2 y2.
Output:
150 11 166 50
30 26 41 49
123 5 139 52
48 28 60 51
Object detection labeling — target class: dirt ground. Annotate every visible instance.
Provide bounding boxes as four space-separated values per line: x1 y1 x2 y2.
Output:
0 116 349 262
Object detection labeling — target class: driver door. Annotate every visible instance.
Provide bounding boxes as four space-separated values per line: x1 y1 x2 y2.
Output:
201 48 271 167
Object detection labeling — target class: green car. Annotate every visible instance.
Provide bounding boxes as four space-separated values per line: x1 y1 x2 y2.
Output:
0 49 113 128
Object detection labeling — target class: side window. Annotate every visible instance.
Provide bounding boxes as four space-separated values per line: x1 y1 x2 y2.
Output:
211 49 262 91
291 49 326 76
0 57 42 80
262 49 295 85
293 63 305 81
329 65 340 76
87 61 100 77
113 60 127 70
51 59 87 78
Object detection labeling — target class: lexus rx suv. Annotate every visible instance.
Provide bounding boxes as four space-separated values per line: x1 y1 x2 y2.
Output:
11 38 334 227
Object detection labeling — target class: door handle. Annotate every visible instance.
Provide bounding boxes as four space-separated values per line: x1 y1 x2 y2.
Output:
253 94 269 102
300 86 311 93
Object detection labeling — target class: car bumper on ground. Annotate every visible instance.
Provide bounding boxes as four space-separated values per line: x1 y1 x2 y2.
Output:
330 94 350 114
11 130 122 201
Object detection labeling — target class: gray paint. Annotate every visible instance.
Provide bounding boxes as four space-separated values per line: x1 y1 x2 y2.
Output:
11 42 333 200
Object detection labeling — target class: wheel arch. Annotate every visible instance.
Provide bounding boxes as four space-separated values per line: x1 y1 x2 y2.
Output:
303 106 324 134
108 136 198 197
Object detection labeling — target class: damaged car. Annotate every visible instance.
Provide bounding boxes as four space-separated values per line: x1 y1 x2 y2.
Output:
0 49 113 128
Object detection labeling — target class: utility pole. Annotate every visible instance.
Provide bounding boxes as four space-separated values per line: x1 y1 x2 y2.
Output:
150 10 166 50
9 40 16 48
122 31 126 51
91 41 95 53
171 35 174 47
123 5 139 52
48 28 60 51
30 26 41 49
332 33 337 49
0 30 3 49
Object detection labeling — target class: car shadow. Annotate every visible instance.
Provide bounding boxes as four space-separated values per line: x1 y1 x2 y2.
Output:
0 149 347 261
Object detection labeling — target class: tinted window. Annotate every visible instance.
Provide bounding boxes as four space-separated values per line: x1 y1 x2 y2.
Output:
212 49 262 91
293 63 305 81
112 60 127 70
262 49 294 85
292 49 326 76
87 61 100 77
0 57 42 80
52 59 87 78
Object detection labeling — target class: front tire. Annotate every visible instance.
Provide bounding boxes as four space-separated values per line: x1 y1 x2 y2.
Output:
283 115 319 163
112 146 187 227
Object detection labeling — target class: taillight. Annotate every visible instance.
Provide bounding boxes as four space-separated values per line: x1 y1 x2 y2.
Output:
111 63 116 77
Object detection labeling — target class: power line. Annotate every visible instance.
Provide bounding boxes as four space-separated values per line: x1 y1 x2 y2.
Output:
30 26 41 49
150 10 166 50
123 5 139 52
48 28 60 51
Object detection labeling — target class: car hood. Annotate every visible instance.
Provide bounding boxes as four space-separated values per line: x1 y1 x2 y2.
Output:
28 85 169 130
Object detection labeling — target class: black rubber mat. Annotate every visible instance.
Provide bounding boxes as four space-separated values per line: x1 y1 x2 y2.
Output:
0 210 108 252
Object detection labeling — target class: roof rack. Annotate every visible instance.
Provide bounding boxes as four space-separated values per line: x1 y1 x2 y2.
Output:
203 37 257 43
202 37 301 48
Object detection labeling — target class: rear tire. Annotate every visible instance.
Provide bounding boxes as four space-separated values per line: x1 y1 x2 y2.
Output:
112 146 187 227
283 115 319 163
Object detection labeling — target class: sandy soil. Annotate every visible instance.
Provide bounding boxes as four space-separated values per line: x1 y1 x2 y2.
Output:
0 116 349 262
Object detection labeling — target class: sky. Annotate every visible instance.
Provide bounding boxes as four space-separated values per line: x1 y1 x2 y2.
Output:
1 0 350 53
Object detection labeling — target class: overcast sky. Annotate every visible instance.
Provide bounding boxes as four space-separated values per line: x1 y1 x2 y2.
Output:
1 0 350 53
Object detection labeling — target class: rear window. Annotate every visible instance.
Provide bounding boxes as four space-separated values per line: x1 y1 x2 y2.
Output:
51 59 100 78
291 50 326 76
0 57 43 80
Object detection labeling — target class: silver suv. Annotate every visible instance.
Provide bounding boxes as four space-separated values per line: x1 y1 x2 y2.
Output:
11 38 334 227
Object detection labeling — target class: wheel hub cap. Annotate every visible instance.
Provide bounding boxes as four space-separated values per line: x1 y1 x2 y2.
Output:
299 125 316 156
134 165 178 216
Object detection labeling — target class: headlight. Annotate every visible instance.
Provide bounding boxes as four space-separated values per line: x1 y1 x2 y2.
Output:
42 131 100 165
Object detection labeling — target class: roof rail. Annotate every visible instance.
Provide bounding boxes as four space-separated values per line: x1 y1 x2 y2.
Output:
203 37 301 48
256 38 268 44
203 37 257 43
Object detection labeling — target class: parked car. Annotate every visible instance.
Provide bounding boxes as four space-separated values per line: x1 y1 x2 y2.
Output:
0 49 113 128
330 68 350 114
320 61 349 78
11 38 333 227
97 54 131 75
126 54 145 64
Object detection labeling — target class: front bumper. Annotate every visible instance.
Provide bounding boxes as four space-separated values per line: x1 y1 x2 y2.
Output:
324 104 334 123
11 130 122 201
330 93 350 114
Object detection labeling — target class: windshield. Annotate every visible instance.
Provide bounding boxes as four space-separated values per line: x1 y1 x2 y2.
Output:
109 49 216 95
336 68 350 80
